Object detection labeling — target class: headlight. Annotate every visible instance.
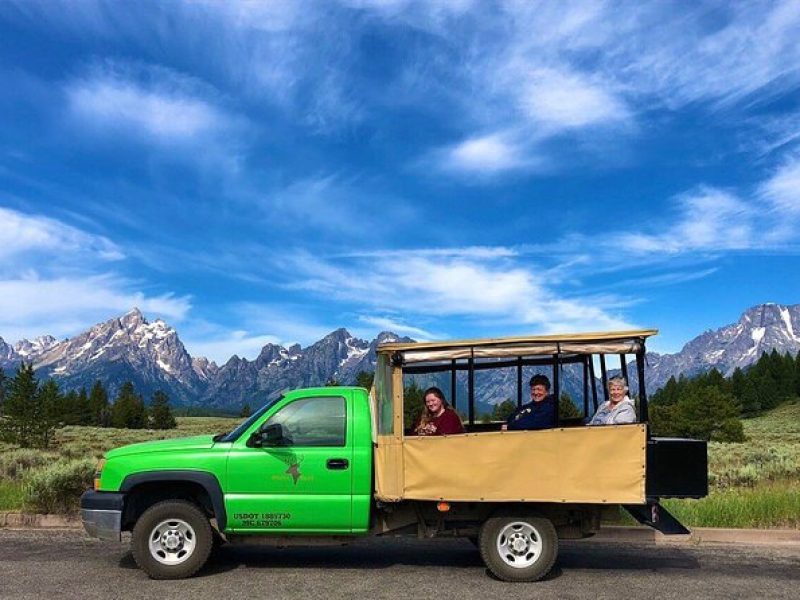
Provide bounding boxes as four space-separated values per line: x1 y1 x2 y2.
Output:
94 458 106 491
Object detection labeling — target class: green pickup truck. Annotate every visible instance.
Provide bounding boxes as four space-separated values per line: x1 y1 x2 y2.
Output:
81 331 708 582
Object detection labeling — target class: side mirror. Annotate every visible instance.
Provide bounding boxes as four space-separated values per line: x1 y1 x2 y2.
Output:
248 422 288 448
261 422 285 445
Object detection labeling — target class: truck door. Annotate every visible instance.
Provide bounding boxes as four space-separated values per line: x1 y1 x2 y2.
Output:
225 394 353 533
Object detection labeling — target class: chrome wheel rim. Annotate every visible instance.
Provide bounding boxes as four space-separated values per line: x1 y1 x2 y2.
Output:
148 518 196 565
496 521 542 569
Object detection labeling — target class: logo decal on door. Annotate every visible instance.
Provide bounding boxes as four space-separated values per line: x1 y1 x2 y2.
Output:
275 452 305 484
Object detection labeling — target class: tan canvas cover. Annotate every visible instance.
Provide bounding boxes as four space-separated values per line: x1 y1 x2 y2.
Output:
374 424 646 504
378 329 656 363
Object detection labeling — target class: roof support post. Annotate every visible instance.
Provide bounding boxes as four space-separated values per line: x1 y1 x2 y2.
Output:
516 357 523 407
599 354 609 403
637 348 649 425
450 359 457 411
588 355 598 411
553 346 560 424
583 356 589 418
468 349 475 426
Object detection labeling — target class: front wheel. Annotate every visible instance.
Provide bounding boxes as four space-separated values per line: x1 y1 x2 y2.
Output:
478 515 557 582
131 500 213 580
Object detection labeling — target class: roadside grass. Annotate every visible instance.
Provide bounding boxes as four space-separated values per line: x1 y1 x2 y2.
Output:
0 480 26 511
663 481 800 529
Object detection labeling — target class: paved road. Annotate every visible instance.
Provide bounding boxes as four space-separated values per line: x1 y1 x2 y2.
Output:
0 529 798 600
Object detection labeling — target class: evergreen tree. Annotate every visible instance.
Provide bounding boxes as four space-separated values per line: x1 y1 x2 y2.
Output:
76 387 92 425
149 390 176 430
60 389 80 425
325 377 341 386
36 379 61 448
730 367 746 411
559 392 581 419
403 381 425 429
355 370 374 390
0 365 57 448
111 382 147 429
240 403 252 418
0 367 7 413
492 398 517 422
88 380 110 427
663 385 744 442
652 376 681 406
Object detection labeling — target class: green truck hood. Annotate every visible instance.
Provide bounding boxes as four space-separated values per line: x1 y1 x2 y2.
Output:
106 435 217 458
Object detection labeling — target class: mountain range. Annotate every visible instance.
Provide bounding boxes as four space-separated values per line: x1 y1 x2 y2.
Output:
1 303 799 410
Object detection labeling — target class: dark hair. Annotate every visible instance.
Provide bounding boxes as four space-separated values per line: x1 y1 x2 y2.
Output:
529 374 551 390
422 386 449 407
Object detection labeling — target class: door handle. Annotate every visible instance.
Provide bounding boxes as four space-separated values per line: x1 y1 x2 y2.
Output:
326 458 349 470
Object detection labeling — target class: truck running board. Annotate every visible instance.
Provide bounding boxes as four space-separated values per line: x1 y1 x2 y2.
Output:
622 502 690 535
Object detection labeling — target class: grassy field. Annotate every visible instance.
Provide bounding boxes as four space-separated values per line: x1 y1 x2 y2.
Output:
660 401 800 528
1 407 798 527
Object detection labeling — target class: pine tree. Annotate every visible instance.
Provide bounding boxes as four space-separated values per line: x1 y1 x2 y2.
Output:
111 382 147 429
0 367 7 413
76 387 92 425
60 389 79 425
240 403 252 418
355 371 374 390
492 398 517 422
88 380 110 427
0 365 58 448
35 379 61 448
149 390 177 430
559 392 581 419
403 381 425 430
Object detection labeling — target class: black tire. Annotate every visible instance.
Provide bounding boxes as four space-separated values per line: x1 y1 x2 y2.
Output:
131 500 213 580
478 515 558 582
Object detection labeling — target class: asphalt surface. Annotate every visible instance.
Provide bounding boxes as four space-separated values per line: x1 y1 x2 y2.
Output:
0 529 798 600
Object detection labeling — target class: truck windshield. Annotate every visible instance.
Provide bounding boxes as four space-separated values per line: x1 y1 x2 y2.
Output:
216 396 284 443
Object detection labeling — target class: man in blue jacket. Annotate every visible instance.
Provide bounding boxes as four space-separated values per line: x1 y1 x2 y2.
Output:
503 374 557 430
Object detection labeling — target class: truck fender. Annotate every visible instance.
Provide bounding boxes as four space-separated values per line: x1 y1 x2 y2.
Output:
120 471 227 531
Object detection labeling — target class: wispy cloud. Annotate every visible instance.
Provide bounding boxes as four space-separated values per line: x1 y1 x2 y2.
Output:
357 315 438 340
285 251 633 333
438 133 533 174
65 62 234 144
760 157 800 215
618 188 755 255
0 273 190 343
0 206 122 262
0 206 190 343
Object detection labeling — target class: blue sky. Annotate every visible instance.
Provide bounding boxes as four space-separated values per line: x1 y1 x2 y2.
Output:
1 0 799 364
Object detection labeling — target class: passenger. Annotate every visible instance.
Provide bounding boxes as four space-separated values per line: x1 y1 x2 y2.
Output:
588 376 637 425
413 386 465 436
502 374 557 431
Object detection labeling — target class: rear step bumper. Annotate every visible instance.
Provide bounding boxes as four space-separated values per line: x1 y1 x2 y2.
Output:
623 502 690 535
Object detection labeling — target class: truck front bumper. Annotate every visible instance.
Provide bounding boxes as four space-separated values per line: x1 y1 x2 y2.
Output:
80 490 125 541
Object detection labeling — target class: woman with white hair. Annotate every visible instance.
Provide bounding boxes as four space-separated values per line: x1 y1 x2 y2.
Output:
588 376 637 425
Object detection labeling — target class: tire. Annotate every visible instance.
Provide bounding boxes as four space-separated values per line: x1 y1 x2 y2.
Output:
478 514 558 582
131 500 213 580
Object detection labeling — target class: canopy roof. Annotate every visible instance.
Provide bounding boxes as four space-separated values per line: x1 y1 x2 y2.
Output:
377 329 658 364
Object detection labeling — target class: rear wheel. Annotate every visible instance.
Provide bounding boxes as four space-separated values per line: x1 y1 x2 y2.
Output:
479 515 557 582
131 500 213 580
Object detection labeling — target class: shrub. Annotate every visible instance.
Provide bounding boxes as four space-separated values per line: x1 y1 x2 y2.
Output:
23 458 95 514
0 448 53 480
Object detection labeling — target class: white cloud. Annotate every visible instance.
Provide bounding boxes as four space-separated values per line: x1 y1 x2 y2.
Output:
65 64 233 144
0 274 190 343
519 68 629 131
0 206 122 262
183 330 281 364
618 188 755 254
441 133 530 174
357 315 437 340
287 251 634 333
760 158 800 215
